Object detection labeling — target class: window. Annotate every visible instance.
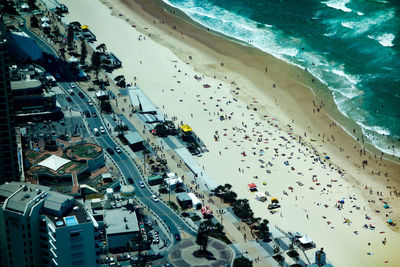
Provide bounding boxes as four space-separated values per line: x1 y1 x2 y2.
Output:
70 232 80 238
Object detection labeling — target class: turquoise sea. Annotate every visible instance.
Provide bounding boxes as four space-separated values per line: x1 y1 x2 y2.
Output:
162 0 400 157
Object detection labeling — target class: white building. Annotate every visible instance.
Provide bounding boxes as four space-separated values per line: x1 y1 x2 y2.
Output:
0 182 97 267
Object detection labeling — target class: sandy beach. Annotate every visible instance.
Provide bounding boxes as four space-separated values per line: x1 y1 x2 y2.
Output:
58 0 400 265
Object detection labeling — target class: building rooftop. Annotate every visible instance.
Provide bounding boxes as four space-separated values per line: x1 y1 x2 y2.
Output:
0 182 92 226
104 208 139 235
44 201 92 227
176 192 192 202
0 182 50 214
37 154 71 172
11 79 42 91
124 132 144 145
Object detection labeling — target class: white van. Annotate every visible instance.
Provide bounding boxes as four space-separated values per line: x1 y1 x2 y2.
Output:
93 128 100 136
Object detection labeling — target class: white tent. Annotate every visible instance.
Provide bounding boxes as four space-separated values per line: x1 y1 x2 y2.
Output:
21 3 29 10
298 234 313 245
41 22 50 28
38 155 71 171
41 16 50 22
68 56 79 63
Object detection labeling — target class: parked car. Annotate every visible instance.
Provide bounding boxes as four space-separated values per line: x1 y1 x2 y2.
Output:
267 203 281 210
151 195 159 202
93 128 100 136
106 147 114 155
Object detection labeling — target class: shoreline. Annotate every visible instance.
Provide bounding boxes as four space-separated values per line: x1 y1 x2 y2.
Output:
140 0 400 163
59 0 400 265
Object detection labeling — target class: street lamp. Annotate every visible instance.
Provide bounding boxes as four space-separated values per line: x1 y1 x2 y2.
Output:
217 209 226 226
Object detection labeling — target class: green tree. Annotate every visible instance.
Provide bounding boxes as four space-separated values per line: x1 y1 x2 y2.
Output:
80 40 87 65
96 43 107 53
233 199 254 221
114 75 126 88
233 256 252 267
67 25 74 48
91 52 101 79
28 0 37 9
114 124 129 134
154 124 168 137
258 219 270 240
100 100 112 114
196 223 209 252
223 190 237 204
59 47 66 61
30 15 39 28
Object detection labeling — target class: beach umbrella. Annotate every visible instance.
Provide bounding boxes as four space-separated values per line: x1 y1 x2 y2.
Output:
383 204 389 209
81 25 89 30
325 156 330 159
388 219 393 223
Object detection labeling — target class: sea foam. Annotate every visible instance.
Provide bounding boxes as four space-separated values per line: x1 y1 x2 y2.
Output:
323 0 352 13
367 33 395 47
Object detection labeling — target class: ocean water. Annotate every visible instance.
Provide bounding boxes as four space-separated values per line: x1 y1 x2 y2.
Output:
162 0 400 157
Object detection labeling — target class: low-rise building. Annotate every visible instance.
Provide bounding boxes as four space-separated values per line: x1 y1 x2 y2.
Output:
176 192 192 209
104 208 140 250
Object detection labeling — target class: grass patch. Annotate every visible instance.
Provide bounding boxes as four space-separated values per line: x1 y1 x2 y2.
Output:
26 151 40 160
71 145 100 158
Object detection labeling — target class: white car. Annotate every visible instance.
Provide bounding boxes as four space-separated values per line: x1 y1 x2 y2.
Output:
99 126 105 134
88 101 93 106
115 146 121 153
139 181 145 188
70 83 76 88
151 195 159 202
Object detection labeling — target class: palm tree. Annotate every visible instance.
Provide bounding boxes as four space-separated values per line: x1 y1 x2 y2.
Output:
96 43 107 53
196 223 209 253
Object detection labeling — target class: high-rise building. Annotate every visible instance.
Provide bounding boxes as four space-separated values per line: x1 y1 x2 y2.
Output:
0 182 97 267
0 15 19 183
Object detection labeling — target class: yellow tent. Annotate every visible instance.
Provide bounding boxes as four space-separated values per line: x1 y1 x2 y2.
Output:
81 25 89 30
180 124 192 132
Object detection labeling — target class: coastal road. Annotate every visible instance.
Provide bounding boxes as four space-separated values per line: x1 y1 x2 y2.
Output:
21 22 197 239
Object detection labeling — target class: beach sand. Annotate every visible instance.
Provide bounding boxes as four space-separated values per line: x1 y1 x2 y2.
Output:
59 0 400 265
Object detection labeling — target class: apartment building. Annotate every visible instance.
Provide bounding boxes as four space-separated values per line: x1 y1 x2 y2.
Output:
0 182 97 267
